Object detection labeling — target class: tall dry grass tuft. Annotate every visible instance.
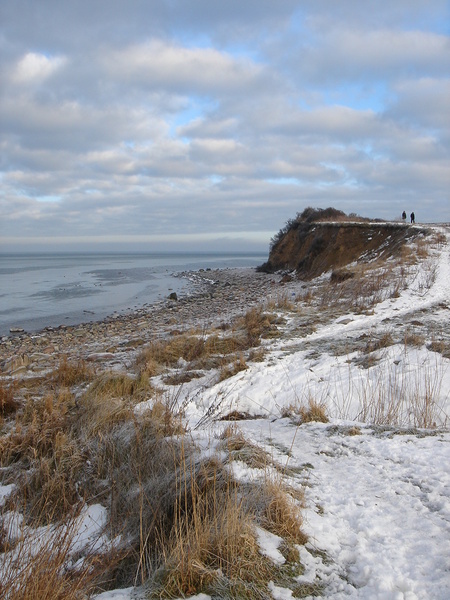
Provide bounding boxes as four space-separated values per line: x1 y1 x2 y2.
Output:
74 372 154 437
282 398 328 424
0 391 87 523
258 478 308 546
1 391 74 469
0 505 121 600
333 353 448 428
240 307 279 345
148 456 279 600
52 356 95 387
0 381 19 418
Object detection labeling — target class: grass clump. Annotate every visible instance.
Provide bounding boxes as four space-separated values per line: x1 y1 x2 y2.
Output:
149 466 276 599
0 381 19 418
0 505 121 600
0 391 86 523
404 330 425 347
218 354 248 382
240 307 280 345
218 425 271 469
282 399 328 424
137 331 249 381
52 356 95 387
257 479 308 546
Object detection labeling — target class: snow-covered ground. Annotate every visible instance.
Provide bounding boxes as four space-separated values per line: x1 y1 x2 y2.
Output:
235 418 450 599
2 226 449 599
179 225 450 599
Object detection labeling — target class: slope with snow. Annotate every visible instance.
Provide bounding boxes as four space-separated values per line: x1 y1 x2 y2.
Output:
2 227 448 599
176 225 450 599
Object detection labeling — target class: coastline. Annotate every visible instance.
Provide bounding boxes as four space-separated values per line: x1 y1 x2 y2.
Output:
1 267 283 376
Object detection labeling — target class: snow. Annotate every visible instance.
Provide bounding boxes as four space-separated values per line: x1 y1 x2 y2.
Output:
255 525 286 565
183 227 450 429
3 227 449 599
0 483 15 507
240 419 450 599
98 226 449 598
172 226 450 599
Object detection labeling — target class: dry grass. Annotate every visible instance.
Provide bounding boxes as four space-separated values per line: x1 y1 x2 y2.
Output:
248 347 267 362
414 238 430 259
256 478 308 546
404 330 425 347
218 354 248 382
137 331 250 381
218 425 271 469
239 306 280 345
75 372 155 437
363 331 394 353
265 292 295 311
145 430 308 599
343 357 448 428
299 400 328 424
330 268 355 283
0 391 86 522
1 345 310 600
0 381 19 418
0 505 121 600
135 309 281 389
52 356 95 387
428 338 450 359
282 398 328 424
149 461 277 599
0 391 75 468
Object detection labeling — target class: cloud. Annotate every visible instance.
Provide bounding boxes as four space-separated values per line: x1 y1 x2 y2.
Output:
300 29 449 83
388 77 450 130
0 0 449 252
100 40 276 100
12 52 66 84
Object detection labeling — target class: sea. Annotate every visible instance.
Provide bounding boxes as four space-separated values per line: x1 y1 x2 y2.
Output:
0 252 267 337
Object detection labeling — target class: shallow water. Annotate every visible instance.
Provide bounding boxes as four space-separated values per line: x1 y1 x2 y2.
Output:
0 252 266 336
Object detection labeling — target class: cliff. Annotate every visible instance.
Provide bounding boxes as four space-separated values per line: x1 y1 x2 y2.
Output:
259 209 428 279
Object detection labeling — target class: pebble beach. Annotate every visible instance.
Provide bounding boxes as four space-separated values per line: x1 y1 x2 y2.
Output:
1 267 284 377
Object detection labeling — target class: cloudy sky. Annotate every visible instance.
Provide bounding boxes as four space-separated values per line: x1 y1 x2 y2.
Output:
1 1 449 252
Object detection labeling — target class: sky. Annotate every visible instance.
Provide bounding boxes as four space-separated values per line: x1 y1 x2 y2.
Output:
1 0 449 252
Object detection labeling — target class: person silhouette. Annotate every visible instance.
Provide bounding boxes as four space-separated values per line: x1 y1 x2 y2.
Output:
410 212 415 224
402 211 407 221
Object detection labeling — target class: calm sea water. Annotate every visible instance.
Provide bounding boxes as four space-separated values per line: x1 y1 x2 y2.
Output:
0 252 266 336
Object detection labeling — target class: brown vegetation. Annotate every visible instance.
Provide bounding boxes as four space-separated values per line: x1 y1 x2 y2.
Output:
1 347 308 599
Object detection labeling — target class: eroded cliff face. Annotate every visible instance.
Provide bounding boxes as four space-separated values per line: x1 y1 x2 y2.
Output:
260 221 428 279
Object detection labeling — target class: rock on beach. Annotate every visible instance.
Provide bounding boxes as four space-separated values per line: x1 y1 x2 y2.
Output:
1 268 288 377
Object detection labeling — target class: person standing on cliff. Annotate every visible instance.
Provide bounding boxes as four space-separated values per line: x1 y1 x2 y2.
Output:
402 211 407 221
410 212 415 223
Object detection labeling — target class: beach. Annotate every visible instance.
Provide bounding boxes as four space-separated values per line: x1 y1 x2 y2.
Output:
1 267 285 376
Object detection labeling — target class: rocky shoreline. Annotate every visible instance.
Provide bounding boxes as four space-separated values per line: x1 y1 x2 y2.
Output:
1 267 286 377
